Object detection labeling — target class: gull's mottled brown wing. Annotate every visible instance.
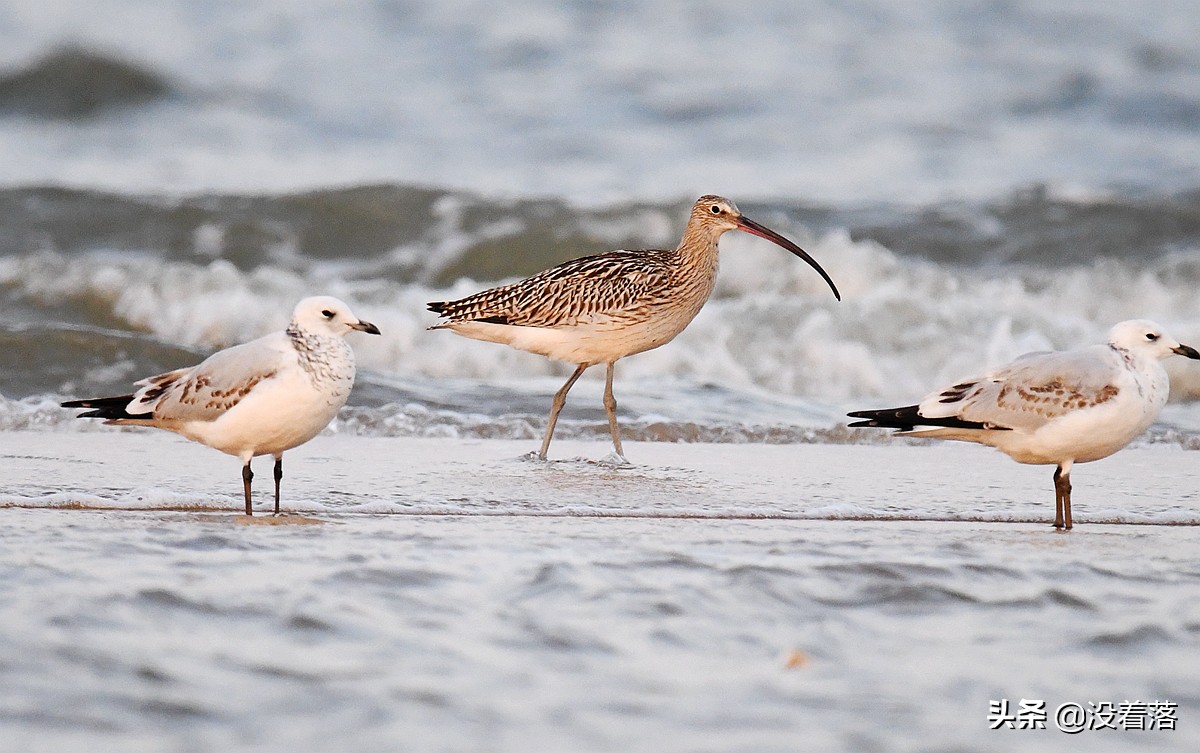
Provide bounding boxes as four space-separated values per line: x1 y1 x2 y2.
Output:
917 346 1123 431
128 334 288 422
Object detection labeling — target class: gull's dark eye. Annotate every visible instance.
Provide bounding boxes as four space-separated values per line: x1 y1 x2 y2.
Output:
322 309 335 319
710 204 722 215
1146 332 1160 341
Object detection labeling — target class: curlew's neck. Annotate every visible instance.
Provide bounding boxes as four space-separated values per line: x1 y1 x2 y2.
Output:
674 222 723 272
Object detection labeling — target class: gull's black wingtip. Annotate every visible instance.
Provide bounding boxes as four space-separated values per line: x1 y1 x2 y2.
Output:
846 418 882 428
61 395 147 420
847 405 1004 432
426 301 446 314
846 405 921 431
62 396 130 410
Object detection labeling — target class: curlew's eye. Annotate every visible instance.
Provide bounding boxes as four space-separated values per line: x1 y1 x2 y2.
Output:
321 309 335 319
1146 332 1159 341
710 204 722 215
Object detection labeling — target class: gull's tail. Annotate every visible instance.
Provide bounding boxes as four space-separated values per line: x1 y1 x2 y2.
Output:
847 405 993 431
61 395 151 421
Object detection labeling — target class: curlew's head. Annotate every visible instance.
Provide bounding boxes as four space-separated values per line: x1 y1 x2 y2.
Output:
291 296 382 337
688 195 840 301
1108 319 1200 361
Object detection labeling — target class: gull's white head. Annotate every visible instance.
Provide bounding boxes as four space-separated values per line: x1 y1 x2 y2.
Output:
1108 319 1200 361
291 296 381 337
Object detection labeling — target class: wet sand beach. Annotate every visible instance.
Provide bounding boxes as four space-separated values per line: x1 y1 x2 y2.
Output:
2 433 1197 752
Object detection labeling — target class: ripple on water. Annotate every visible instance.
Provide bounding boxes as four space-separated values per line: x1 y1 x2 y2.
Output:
518 562 582 599
329 566 448 588
166 533 247 551
630 553 716 571
390 686 453 709
138 697 215 719
135 587 224 615
813 582 981 608
959 562 1023 578
513 617 616 655
1086 624 1175 650
286 613 337 632
133 665 173 684
8 708 121 732
723 563 802 579
815 561 953 581
987 588 1097 611
651 601 685 617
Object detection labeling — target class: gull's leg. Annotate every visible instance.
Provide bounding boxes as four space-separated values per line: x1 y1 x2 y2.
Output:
273 455 284 515
1052 464 1073 530
1052 466 1063 529
242 460 254 516
539 364 588 460
1060 463 1073 530
603 360 625 459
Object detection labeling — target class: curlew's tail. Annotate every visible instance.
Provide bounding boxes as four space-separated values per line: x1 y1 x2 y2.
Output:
427 296 515 330
847 405 993 431
61 395 152 421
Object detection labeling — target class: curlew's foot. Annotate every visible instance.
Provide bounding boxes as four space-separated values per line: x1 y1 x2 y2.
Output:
595 451 632 468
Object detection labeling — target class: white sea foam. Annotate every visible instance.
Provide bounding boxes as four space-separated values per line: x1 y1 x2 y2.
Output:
9 227 1200 408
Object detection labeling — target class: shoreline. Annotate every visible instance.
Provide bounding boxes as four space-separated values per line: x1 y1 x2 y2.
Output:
4 431 1198 526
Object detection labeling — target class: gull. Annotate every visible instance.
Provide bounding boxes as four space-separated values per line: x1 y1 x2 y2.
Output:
427 195 840 461
848 320 1200 529
62 296 381 515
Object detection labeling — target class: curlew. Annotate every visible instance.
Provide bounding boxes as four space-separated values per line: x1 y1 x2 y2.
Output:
428 195 840 461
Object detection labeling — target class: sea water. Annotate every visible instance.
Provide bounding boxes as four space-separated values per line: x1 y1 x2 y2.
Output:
2 1 1200 750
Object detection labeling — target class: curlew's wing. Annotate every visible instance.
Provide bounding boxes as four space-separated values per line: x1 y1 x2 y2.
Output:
915 345 1124 432
428 249 675 328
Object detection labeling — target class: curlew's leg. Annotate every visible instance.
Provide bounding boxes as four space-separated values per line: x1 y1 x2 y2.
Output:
273 455 283 515
1052 464 1073 530
539 363 588 460
242 460 254 516
603 361 625 458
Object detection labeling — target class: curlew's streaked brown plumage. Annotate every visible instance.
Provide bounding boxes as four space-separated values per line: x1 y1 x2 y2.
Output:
427 195 841 461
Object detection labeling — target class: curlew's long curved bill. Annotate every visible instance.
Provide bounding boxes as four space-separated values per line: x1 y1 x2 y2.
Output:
736 216 841 301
